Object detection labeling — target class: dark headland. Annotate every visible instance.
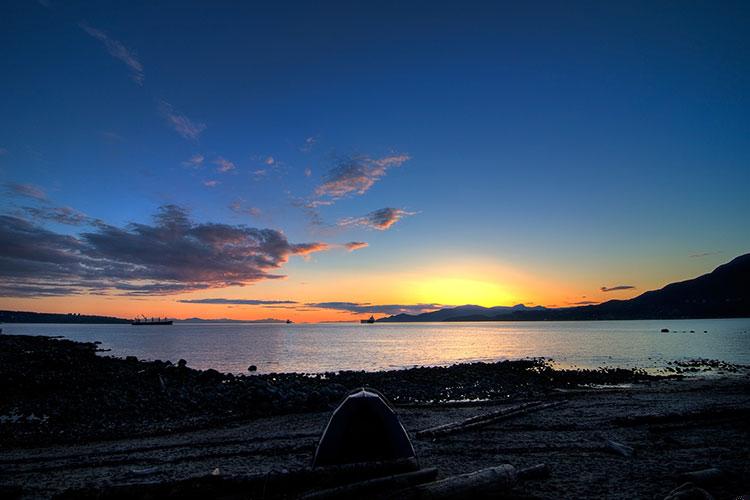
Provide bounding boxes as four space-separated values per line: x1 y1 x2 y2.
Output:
0 310 130 324
379 253 750 322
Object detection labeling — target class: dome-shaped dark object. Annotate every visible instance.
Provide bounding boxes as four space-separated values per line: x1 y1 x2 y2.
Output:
313 388 416 467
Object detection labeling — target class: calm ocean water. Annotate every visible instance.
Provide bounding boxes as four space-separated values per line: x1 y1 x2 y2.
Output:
4 319 750 374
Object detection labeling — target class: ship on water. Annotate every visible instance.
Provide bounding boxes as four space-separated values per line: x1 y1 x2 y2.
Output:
360 315 376 324
131 315 173 326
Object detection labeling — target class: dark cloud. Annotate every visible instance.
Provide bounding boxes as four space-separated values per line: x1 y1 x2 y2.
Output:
23 205 91 226
0 205 329 297
5 183 47 201
315 154 409 200
344 241 368 251
305 302 442 315
567 300 600 305
600 285 636 292
178 298 298 305
339 208 415 230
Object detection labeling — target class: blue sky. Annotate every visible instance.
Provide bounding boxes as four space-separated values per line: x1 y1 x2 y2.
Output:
1 1 749 319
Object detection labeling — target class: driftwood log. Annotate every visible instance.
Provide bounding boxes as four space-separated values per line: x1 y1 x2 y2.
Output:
301 467 439 500
416 401 566 439
56 458 420 499
385 463 549 499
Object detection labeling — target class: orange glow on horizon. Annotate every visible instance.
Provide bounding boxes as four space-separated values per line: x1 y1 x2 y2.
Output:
0 254 649 322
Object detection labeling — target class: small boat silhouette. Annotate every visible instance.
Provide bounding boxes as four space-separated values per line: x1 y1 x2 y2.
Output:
286 319 293 324
360 315 375 324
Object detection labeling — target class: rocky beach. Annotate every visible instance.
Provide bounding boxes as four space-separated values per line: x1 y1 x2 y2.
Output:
1 334 749 499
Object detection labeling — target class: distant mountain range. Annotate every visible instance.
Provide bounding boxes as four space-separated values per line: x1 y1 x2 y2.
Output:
177 318 287 324
378 253 750 322
377 304 547 322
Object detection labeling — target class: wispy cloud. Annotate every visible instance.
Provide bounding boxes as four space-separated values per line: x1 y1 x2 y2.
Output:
0 205 330 297
182 154 204 168
690 251 722 258
99 131 124 144
79 22 144 85
159 101 206 140
567 300 600 306
339 207 415 230
178 298 298 305
304 167 312 177
264 156 275 166
301 136 317 152
229 200 261 217
5 182 47 201
344 241 368 251
203 180 219 187
214 157 235 172
305 302 442 316
23 205 91 226
600 285 636 292
315 154 410 200
292 242 330 255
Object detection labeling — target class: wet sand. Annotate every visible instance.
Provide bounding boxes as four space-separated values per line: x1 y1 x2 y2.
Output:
1 335 749 499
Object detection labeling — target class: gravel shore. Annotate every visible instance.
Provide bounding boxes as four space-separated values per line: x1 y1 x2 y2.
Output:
1 334 749 499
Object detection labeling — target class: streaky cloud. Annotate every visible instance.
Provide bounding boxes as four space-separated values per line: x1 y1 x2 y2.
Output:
23 205 91 226
600 285 636 292
178 298 298 305
690 251 722 258
79 22 144 85
315 154 410 200
306 301 442 315
159 101 206 140
339 207 415 230
292 242 330 255
5 182 47 201
344 241 368 251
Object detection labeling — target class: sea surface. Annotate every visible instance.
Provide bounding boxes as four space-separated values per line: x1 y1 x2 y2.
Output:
4 319 750 374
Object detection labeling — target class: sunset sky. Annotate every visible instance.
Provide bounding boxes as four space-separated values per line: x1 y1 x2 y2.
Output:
1 1 749 321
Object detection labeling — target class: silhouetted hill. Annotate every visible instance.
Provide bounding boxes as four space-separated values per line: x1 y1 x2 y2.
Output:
379 253 750 322
377 304 546 322
0 310 129 324
178 318 287 324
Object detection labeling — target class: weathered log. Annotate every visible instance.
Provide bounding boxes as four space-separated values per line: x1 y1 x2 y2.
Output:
604 439 634 458
301 467 439 500
416 401 565 439
664 482 715 500
677 468 724 486
57 458 420 499
517 463 550 481
385 463 547 499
